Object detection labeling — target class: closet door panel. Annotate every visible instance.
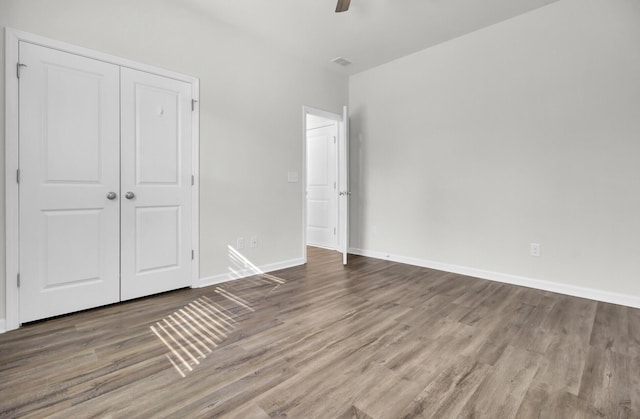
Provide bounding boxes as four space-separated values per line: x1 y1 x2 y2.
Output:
120 68 193 300
18 42 121 323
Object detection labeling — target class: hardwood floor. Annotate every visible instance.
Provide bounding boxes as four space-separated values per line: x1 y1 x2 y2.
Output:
1 247 639 418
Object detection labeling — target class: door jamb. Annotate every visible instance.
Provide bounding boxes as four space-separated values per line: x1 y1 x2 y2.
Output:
301 106 343 264
4 28 200 332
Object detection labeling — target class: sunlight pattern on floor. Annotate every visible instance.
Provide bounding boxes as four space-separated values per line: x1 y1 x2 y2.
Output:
150 295 238 377
152 246 288 377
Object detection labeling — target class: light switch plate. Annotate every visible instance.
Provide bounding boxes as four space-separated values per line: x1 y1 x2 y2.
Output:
288 171 299 183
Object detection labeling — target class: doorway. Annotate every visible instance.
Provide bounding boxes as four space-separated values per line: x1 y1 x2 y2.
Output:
306 114 338 250
302 106 350 265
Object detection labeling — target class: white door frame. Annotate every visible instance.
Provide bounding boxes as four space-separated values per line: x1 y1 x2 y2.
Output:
4 28 201 331
301 106 347 263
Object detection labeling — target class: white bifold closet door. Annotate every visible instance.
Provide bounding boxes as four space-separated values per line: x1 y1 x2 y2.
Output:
18 42 193 323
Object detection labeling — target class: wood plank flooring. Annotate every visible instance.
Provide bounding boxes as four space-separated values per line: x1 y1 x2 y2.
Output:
1 246 639 418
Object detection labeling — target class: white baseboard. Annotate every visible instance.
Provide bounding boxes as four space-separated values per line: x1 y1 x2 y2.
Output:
197 258 305 289
3 249 634 336
348 247 640 309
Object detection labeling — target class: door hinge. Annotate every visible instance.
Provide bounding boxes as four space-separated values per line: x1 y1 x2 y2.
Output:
334 227 336 235
17 63 27 79
191 249 195 260
16 169 20 184
17 273 20 288
334 136 336 144
334 181 336 190
191 99 198 111
191 174 195 186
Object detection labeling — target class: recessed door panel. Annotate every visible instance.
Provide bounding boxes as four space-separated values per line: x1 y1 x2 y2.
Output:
136 206 180 273
121 68 192 300
45 65 103 183
308 200 330 229
19 42 120 323
136 86 180 185
308 136 329 185
43 210 103 287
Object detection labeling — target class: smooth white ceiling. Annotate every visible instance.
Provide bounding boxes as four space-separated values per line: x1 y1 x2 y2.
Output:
182 0 559 75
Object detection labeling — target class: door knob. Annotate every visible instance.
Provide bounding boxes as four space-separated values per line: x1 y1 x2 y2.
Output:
106 192 117 200
125 191 135 200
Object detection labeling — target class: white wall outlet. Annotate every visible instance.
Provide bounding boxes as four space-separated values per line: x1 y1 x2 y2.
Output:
530 243 541 257
287 171 298 183
237 237 244 250
250 235 258 248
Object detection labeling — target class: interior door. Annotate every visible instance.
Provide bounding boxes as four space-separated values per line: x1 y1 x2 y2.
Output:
338 106 350 265
120 68 193 300
306 123 338 249
18 42 121 322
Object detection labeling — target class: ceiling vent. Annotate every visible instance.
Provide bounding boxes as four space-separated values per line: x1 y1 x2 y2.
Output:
331 57 352 66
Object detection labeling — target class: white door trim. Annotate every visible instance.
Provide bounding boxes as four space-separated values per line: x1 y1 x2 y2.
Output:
301 106 343 264
4 28 200 331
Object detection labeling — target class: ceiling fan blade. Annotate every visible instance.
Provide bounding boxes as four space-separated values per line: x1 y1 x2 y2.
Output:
336 0 351 13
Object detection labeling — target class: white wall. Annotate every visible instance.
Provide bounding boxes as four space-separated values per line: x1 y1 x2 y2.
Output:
349 0 640 302
0 0 348 324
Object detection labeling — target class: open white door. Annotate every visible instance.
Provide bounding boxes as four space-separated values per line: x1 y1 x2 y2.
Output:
338 106 350 265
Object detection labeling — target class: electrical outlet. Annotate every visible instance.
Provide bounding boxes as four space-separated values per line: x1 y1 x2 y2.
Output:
237 237 244 250
530 243 541 257
250 235 258 248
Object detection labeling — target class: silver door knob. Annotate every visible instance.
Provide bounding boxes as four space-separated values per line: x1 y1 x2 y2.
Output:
106 192 117 200
125 191 135 200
